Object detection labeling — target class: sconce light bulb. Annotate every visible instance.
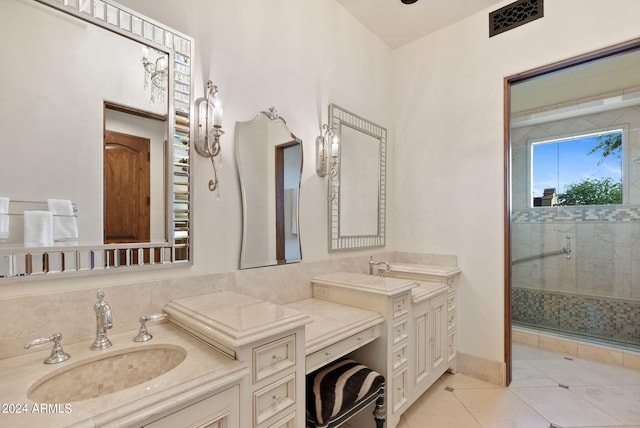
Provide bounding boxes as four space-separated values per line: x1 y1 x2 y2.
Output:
212 92 222 108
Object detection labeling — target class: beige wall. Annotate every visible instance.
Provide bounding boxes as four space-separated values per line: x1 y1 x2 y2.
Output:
391 0 640 363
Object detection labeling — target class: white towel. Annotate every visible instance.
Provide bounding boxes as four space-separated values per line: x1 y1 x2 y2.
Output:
0 197 8 242
24 211 53 247
47 199 78 242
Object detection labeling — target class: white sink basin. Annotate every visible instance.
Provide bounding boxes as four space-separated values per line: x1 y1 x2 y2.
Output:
27 345 186 403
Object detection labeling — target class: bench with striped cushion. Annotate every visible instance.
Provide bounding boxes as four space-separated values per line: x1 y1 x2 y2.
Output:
306 358 385 428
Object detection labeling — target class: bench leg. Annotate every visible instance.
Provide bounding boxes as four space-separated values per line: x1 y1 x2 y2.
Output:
373 385 386 428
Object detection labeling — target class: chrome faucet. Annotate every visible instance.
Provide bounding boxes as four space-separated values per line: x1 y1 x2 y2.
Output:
369 256 390 277
90 290 113 350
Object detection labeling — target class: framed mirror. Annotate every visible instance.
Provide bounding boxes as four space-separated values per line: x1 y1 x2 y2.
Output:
328 104 386 251
0 0 193 279
236 108 303 269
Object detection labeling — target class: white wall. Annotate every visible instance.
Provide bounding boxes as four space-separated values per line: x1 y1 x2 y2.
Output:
391 0 640 363
117 0 393 272
0 0 392 296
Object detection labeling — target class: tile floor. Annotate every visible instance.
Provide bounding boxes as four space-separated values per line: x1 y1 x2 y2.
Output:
395 343 640 428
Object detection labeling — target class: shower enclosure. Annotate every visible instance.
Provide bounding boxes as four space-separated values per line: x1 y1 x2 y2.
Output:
508 46 640 352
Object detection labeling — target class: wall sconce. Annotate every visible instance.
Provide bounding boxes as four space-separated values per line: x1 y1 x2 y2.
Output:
141 46 167 104
195 80 224 192
315 123 339 177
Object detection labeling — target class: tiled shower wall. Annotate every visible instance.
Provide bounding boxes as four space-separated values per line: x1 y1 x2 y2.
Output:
511 206 640 299
512 287 640 348
511 205 640 349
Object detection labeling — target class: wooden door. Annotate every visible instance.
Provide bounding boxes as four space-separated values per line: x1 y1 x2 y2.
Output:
104 130 150 244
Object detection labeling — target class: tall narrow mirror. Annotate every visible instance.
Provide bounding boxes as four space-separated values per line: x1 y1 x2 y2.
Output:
236 108 303 269
328 104 386 251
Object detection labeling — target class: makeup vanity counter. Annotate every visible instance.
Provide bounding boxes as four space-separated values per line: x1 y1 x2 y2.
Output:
0 323 248 428
164 291 385 427
284 298 385 373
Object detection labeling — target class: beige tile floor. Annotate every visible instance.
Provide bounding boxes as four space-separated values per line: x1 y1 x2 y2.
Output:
395 343 640 428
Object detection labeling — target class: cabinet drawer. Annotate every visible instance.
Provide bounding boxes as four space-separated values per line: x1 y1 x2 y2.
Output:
447 313 456 331
253 335 296 383
448 331 456 360
392 318 408 344
392 342 408 371
267 411 295 428
254 373 296 426
306 327 377 373
392 367 408 413
392 293 410 319
447 294 456 312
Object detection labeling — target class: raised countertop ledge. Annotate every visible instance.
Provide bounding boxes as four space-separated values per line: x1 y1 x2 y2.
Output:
389 262 461 277
0 323 247 428
285 298 384 355
164 291 311 353
411 281 449 303
312 272 417 296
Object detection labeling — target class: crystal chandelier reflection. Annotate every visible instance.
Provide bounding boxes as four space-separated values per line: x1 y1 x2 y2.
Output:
142 47 167 104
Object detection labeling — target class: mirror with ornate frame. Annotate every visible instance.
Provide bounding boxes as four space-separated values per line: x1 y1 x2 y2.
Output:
328 104 386 251
0 0 193 279
235 108 303 269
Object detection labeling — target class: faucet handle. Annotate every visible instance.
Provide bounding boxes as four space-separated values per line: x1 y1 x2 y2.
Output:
133 313 168 342
24 333 71 364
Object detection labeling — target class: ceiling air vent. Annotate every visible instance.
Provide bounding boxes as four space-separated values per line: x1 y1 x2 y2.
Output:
489 0 543 37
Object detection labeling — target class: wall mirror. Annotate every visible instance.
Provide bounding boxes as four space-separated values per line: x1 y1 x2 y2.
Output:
236 108 303 269
0 0 193 279
328 104 386 251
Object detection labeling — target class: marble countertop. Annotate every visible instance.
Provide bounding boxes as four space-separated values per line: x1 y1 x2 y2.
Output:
311 272 417 296
0 323 248 428
285 298 384 355
164 291 310 356
389 262 461 277
411 281 449 303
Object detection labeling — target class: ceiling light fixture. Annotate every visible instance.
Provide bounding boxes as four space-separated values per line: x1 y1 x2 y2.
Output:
401 0 418 4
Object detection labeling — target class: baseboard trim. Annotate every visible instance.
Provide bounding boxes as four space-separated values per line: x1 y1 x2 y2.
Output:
456 352 507 386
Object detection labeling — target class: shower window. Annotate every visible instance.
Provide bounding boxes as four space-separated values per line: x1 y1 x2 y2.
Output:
531 128 623 206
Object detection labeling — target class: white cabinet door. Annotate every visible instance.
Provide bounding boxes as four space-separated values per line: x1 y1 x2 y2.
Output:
412 291 447 392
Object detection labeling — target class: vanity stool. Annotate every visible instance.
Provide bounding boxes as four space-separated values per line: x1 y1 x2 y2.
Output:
306 358 385 428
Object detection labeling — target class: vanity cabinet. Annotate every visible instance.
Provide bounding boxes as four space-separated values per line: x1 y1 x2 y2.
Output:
411 285 447 399
143 384 239 428
387 263 461 373
164 291 309 428
310 273 443 428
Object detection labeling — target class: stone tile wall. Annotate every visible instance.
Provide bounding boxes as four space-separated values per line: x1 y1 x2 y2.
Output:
512 287 640 349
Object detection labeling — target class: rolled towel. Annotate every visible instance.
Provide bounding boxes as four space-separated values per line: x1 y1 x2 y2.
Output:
0 197 8 242
47 199 78 242
24 211 53 247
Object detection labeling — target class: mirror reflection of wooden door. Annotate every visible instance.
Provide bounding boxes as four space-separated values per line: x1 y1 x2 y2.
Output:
104 130 150 244
275 142 302 264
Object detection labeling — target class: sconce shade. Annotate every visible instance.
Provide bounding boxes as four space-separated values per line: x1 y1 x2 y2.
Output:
195 80 224 192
